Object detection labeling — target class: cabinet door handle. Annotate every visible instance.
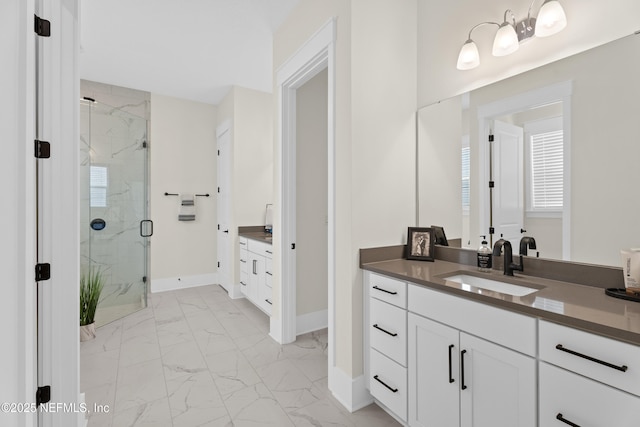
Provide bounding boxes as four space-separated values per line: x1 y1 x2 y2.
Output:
460 349 468 390
555 344 628 372
448 344 455 383
372 285 397 295
253 259 257 275
372 324 397 337
373 375 398 393
556 413 581 427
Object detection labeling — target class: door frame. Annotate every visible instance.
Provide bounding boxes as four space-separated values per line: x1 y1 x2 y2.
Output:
274 19 336 355
477 80 572 260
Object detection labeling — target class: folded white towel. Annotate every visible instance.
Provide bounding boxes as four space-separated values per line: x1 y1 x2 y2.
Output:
178 193 196 221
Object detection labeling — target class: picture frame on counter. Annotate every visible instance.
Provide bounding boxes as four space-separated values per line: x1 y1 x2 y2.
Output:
407 227 435 262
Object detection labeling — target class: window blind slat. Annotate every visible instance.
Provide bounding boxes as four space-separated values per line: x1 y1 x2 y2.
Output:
530 130 563 211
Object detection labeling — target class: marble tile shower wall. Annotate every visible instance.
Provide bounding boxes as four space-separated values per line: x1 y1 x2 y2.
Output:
80 80 150 308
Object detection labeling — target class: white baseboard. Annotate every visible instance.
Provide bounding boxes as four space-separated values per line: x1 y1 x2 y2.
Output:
296 309 328 335
151 273 218 293
225 283 244 299
269 316 283 343
328 365 373 413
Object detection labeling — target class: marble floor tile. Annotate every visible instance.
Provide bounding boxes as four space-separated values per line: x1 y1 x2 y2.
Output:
161 340 208 381
223 382 295 427
111 397 173 427
255 358 324 411
286 398 357 427
114 358 167 413
80 285 401 427
81 320 123 356
166 371 230 427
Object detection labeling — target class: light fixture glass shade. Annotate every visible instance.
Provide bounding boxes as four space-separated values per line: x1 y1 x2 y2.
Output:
492 23 519 56
457 40 480 70
535 0 567 37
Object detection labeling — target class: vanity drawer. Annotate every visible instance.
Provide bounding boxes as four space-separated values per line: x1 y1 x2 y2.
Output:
370 298 407 366
370 348 407 422
539 320 640 396
239 248 248 273
240 271 248 295
248 239 271 257
369 273 407 309
408 284 536 356
539 362 640 427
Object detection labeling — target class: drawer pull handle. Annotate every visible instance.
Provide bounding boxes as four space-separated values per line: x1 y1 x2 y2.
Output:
266 272 272 276
555 344 628 372
373 375 398 393
266 250 272 254
265 299 272 305
372 285 397 295
240 260 246 263
460 349 468 390
373 324 397 337
240 281 246 286
556 413 581 427
448 344 455 383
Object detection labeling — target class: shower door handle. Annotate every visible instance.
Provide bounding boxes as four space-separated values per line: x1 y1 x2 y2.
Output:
140 220 153 237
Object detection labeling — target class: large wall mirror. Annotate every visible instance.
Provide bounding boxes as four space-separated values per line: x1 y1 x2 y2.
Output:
418 32 640 267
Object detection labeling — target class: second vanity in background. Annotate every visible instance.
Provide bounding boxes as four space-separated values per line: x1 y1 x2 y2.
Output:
239 228 272 316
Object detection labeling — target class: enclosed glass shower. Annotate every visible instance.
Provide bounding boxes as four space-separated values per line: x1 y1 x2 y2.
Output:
80 98 150 326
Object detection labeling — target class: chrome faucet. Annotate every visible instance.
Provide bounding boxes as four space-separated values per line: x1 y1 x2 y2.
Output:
493 238 523 276
519 236 537 256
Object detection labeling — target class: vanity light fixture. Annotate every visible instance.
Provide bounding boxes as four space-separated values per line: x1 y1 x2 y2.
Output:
456 0 567 70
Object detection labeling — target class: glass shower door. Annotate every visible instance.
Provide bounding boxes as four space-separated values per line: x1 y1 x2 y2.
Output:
80 99 149 326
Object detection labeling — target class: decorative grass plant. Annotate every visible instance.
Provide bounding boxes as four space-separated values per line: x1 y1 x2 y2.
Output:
80 267 104 326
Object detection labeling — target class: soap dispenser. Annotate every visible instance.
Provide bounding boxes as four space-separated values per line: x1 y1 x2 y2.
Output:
477 236 492 272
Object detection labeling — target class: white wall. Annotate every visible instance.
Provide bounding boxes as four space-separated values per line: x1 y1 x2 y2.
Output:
217 86 274 287
274 0 417 381
296 69 329 318
150 94 218 289
417 0 640 106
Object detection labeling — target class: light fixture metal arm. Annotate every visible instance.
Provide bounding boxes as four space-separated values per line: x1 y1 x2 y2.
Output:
466 21 500 41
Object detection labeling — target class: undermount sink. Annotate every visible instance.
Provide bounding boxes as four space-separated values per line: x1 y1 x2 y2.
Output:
442 274 540 297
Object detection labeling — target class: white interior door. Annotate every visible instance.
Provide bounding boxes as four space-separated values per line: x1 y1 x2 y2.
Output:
216 124 232 293
491 120 524 246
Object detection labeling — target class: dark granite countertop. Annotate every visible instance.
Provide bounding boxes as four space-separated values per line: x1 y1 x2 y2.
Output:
362 257 640 346
238 226 272 244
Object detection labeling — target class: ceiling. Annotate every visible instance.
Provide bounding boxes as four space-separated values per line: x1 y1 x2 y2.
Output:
80 0 300 105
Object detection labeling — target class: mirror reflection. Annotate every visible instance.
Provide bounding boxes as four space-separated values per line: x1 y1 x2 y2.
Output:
418 33 640 267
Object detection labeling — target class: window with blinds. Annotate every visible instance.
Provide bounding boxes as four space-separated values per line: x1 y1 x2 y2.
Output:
462 146 470 210
90 166 108 207
529 129 563 211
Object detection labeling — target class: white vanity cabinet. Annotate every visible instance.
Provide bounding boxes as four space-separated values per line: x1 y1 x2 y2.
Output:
407 286 536 427
538 320 640 427
367 273 408 422
238 236 272 316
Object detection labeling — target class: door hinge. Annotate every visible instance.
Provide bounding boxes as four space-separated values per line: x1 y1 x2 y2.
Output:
36 385 51 407
217 261 220 268
291 243 296 250
143 276 147 283
35 140 51 159
217 187 220 193
489 227 495 235
488 134 495 142
489 181 494 188
217 224 220 230
217 150 220 156
35 263 51 281
34 15 51 37
142 141 147 148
